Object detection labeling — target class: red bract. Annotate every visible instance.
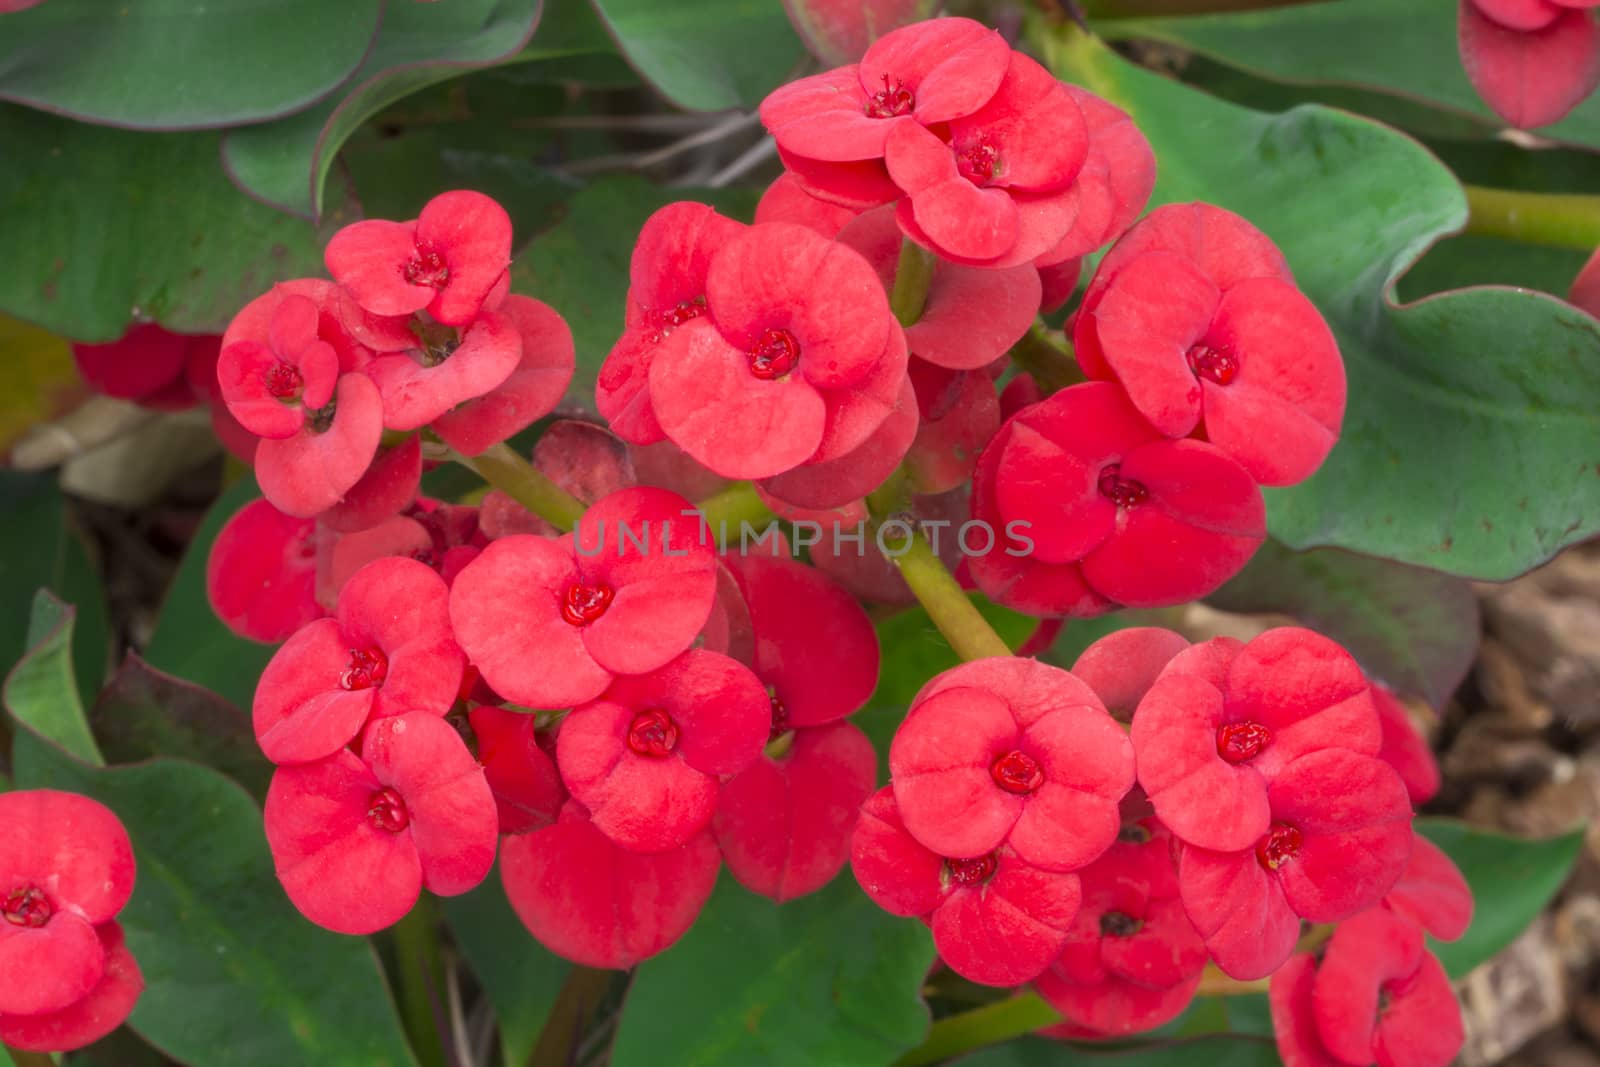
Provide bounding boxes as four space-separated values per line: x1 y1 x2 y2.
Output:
838 205 1040 370
206 498 324 643
217 294 340 439
889 657 1135 871
0 920 143 1053
254 371 384 518
1076 203 1345 487
0 790 136 1018
713 721 877 901
449 487 718 708
253 557 464 765
1035 86 1156 264
1382 833 1473 943
597 202 746 443
1179 748 1413 980
1460 0 1600 128
756 371 918 510
500 801 721 969
645 221 907 479
319 436 424 535
429 295 575 455
556 650 770 852
324 190 511 326
352 307 523 431
1270 908 1463 1067
760 17 1009 190
969 382 1265 614
469 706 566 835
1131 628 1381 853
851 786 1082 986
755 172 860 237
73 324 220 411
264 712 497 935
904 359 1001 494
1070 626 1189 721
1034 819 1207 1036
1374 685 1441 806
720 553 879 727
887 52 1090 268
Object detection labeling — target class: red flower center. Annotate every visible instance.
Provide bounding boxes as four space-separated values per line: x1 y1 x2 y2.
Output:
1118 822 1152 844
945 853 998 888
1098 464 1149 509
627 708 679 757
1187 343 1239 385
403 245 450 289
1256 822 1303 872
990 749 1043 794
865 74 915 119
265 361 304 401
657 296 706 332
340 647 389 691
1216 720 1273 764
367 787 411 833
561 581 615 626
956 140 1001 185
1099 910 1143 938
748 328 800 380
2 885 51 928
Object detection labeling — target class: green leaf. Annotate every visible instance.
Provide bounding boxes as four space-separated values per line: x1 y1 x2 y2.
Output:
442 869 571 1067
10 733 418 1067
90 652 272 802
511 176 759 405
0 469 110 700
1096 0 1600 150
1206 540 1480 706
588 0 807 111
856 596 1037 768
145 475 277 712
1417 816 1585 978
0 104 352 341
4 590 102 765
612 873 936 1067
0 0 380 130
1045 34 1600 580
220 0 543 218
950 1035 1280 1067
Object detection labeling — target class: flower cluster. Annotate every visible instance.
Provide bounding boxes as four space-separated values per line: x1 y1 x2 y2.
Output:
0 790 143 1053
1458 0 1600 128
853 626 1466 1065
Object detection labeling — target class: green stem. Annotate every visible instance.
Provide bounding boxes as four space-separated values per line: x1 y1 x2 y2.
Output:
1008 323 1085 395
392 896 449 1067
527 966 615 1067
695 481 778 544
450 442 586 531
890 239 937 327
1464 185 1600 251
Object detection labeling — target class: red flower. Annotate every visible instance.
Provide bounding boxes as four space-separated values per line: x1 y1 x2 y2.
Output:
1131 628 1382 853
1270 908 1463 1067
886 52 1090 268
319 436 423 534
1374 685 1441 806
206 498 325 643
264 712 498 935
1382 833 1473 943
0 921 144 1054
713 720 877 901
253 557 464 765
969 382 1265 613
72 324 220 411
1034 818 1207 1036
430 295 575 456
1076 203 1345 487
500 801 721 968
556 650 771 852
1460 2 1599 128
325 190 512 327
1034 85 1156 266
217 294 341 439
851 786 1081 986
889 657 1135 871
0 790 136 1019
469 706 566 835
1178 748 1413 980
597 202 746 443
760 17 1010 193
755 172 861 237
645 221 907 479
1070 626 1189 721
449 487 718 708
346 306 523 432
